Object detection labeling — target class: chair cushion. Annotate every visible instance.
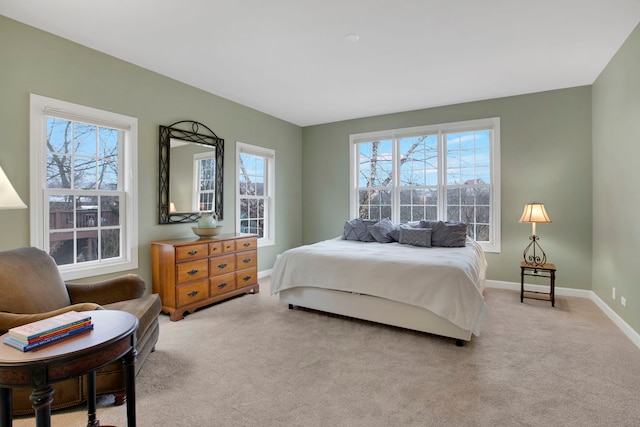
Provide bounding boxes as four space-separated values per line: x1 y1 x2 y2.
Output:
104 293 162 341
0 247 70 313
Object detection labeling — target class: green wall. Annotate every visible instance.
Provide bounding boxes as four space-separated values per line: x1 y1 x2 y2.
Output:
302 87 593 289
4 14 639 336
0 16 303 288
592 23 640 333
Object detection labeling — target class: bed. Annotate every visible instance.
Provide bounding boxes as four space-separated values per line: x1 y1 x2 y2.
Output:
270 236 488 345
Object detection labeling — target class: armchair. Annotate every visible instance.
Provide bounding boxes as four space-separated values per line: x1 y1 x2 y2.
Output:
0 247 161 416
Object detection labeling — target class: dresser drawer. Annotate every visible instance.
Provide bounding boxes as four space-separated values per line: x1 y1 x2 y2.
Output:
176 259 209 284
209 254 236 276
222 240 235 253
236 250 257 269
176 243 209 261
177 280 209 306
209 273 236 296
208 241 223 255
236 237 257 251
236 268 257 288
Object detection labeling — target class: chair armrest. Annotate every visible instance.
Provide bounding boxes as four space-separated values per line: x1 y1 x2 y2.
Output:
0 303 102 334
66 274 146 305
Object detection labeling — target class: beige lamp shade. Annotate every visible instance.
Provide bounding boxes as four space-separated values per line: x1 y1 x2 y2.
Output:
0 166 27 210
519 203 551 224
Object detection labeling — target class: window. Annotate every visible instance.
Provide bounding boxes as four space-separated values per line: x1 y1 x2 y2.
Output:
350 118 500 252
193 152 217 211
236 142 275 247
30 94 138 280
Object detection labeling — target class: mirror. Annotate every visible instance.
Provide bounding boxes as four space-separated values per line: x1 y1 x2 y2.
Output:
159 120 224 224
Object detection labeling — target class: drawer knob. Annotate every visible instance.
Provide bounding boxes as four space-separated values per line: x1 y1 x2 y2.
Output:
188 290 199 297
243 242 250 247
187 269 199 275
188 250 198 255
218 263 227 269
218 282 227 289
243 258 251 263
243 276 251 281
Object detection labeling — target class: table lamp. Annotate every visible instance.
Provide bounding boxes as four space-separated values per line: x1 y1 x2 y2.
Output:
0 166 27 210
519 202 551 266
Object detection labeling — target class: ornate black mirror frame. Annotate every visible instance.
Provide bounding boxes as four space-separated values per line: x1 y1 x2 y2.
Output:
158 120 224 224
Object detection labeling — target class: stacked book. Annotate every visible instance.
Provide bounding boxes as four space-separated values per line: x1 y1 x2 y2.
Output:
3 311 93 352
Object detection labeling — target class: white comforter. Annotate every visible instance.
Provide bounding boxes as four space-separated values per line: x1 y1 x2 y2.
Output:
271 237 488 336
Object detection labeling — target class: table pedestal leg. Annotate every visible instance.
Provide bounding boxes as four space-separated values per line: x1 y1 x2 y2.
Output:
124 349 137 427
30 385 54 427
86 371 99 427
0 387 12 427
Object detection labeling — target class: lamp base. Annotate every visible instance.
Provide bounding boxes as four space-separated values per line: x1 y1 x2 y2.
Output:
523 235 547 267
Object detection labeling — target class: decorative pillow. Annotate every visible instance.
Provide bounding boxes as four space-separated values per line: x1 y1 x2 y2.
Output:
343 218 363 241
419 220 439 230
369 218 397 243
398 227 432 247
421 220 467 247
361 219 379 242
388 223 407 242
388 221 423 242
343 218 378 242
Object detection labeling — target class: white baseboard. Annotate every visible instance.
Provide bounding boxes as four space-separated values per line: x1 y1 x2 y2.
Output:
258 269 272 279
486 280 640 349
590 292 640 349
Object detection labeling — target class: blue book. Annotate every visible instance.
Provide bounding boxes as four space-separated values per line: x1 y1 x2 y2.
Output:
3 323 94 352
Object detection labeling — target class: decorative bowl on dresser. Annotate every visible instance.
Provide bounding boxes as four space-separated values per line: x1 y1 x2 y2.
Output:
191 226 223 238
151 233 259 321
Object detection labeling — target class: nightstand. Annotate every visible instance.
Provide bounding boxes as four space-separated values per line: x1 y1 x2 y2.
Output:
520 262 556 307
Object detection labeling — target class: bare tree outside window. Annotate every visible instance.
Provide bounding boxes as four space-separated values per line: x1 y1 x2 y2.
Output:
355 128 493 243
357 135 438 222
46 117 122 265
238 153 265 238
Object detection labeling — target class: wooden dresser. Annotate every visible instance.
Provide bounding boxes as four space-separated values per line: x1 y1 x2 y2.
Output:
151 233 259 321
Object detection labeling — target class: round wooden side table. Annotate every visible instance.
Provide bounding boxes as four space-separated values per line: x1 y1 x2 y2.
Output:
0 310 138 427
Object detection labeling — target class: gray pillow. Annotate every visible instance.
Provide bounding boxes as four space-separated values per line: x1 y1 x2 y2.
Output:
421 220 467 247
388 223 407 242
343 218 378 242
389 222 422 241
369 218 397 243
399 227 432 247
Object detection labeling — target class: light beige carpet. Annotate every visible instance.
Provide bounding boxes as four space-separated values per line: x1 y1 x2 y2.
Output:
14 278 640 426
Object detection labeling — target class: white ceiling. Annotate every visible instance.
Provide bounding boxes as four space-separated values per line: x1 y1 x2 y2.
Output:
2 1 640 126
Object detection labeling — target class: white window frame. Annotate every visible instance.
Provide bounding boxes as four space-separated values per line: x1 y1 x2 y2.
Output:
236 141 275 248
29 94 139 280
349 118 501 253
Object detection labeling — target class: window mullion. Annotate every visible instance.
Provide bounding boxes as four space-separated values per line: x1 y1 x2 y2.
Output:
392 137 400 222
438 130 446 220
